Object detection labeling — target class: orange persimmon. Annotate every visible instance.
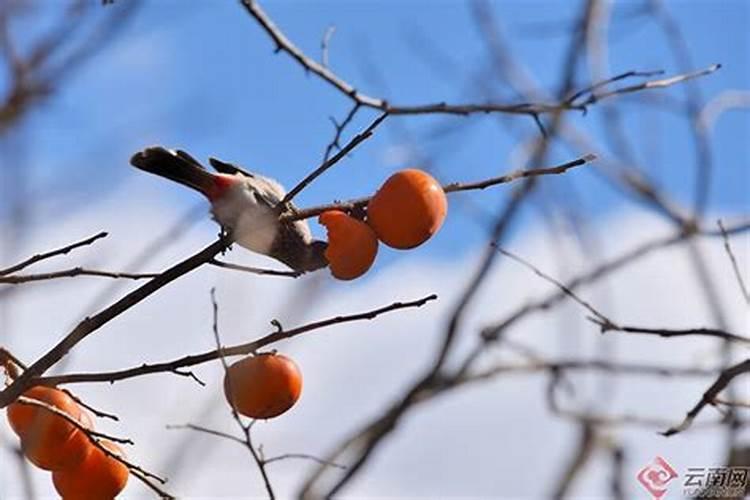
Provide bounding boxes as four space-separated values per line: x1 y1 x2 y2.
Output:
23 408 94 471
318 210 379 280
6 386 83 459
52 440 129 499
224 353 302 419
366 169 447 249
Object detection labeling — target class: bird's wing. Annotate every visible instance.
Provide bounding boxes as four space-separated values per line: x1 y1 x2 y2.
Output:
208 157 254 178
210 157 290 206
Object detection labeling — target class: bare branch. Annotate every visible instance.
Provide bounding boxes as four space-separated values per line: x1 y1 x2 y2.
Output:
15 396 173 498
16 397 131 445
322 103 360 163
662 358 750 436
37 294 438 386
241 1 718 121
0 232 108 276
239 0 386 109
496 245 750 345
209 259 301 278
60 388 120 421
718 219 750 304
264 453 346 470
166 423 247 447
571 64 721 107
590 319 750 345
167 423 347 469
320 25 335 69
566 69 665 104
550 423 596 500
281 154 596 222
0 238 229 409
0 268 158 285
495 246 611 325
280 111 388 205
480 220 750 343
211 289 276 500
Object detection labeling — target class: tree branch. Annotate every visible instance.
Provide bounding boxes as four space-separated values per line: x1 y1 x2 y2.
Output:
281 154 595 222
0 268 158 284
280 111 388 205
662 358 750 437
35 294 438 386
718 219 750 304
0 239 228 408
0 231 108 276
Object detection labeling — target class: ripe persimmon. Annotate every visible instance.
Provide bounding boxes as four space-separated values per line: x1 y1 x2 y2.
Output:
224 353 302 419
23 408 94 471
318 210 379 280
52 440 129 499
367 169 447 249
7 386 83 459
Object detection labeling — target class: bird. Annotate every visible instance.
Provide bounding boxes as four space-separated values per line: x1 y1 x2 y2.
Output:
130 146 328 273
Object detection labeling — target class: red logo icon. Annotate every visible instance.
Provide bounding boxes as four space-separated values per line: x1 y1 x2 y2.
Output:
637 456 678 498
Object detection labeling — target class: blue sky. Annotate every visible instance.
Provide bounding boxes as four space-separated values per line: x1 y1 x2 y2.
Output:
2 0 748 263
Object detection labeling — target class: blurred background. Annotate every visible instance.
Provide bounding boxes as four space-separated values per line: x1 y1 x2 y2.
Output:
0 0 748 498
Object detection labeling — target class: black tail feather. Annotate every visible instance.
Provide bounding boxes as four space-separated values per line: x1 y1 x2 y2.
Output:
130 147 215 195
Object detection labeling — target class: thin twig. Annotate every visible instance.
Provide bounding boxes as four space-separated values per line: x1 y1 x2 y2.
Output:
320 25 335 69
37 294 438 386
280 111 388 205
15 397 173 498
0 238 229 408
0 348 28 371
0 231 108 276
609 445 626 500
11 445 36 500
322 103 360 163
265 453 346 470
166 423 246 447
662 358 750 436
0 268 158 284
480 219 750 343
211 288 276 500
281 154 595 222
462 359 718 382
551 423 596 499
167 423 346 469
497 245 750 344
16 397 132 444
566 69 665 104
240 1 719 119
496 246 610 325
713 398 750 409
209 259 301 278
572 64 721 107
60 388 119 421
718 219 750 304
591 320 750 344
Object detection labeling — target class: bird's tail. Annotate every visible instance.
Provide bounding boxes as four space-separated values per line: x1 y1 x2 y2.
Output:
130 147 217 197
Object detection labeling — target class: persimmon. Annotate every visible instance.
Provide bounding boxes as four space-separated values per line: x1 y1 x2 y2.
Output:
318 210 379 280
224 353 302 419
52 440 129 499
23 408 94 471
366 169 447 249
6 386 82 458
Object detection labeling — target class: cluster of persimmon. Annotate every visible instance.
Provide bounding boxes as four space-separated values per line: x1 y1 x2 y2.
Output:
223 352 302 419
4 376 128 499
319 169 448 280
